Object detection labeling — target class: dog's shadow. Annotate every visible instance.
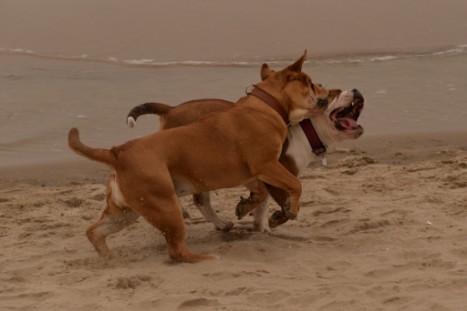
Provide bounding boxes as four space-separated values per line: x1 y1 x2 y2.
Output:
216 223 311 243
218 230 254 242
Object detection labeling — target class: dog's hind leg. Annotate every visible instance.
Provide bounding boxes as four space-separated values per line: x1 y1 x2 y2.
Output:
137 193 217 263
86 177 139 259
193 192 234 231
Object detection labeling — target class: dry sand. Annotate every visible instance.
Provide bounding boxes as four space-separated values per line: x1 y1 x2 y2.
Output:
1 133 466 310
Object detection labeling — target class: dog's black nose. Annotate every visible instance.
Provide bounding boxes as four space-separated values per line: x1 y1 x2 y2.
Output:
352 89 364 102
317 98 328 108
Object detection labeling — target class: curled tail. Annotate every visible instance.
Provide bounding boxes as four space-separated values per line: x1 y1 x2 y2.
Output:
126 102 172 128
68 128 117 168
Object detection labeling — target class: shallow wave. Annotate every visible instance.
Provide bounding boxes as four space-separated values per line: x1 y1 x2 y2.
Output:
1 44 467 68
320 44 467 64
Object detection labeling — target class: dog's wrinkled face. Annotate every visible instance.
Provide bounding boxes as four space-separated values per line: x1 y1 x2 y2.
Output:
260 50 329 123
324 89 365 139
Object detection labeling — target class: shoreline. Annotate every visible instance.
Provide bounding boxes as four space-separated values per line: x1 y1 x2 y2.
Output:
2 43 467 68
1 130 466 188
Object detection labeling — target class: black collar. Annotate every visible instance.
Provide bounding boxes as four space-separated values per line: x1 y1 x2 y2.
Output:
299 119 326 156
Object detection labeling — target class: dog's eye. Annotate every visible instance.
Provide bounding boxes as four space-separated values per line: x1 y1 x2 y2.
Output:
309 83 316 92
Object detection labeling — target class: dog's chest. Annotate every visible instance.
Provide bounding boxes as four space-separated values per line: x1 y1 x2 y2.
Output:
285 126 318 174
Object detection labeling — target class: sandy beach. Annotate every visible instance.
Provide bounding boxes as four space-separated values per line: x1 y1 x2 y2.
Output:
1 0 467 310
1 133 466 310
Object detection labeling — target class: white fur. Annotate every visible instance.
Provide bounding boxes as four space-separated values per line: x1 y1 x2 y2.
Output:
110 176 129 207
285 90 358 175
285 125 315 174
127 116 136 128
288 108 308 124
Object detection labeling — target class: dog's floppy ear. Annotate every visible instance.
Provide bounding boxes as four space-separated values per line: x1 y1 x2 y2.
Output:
260 63 275 81
288 49 308 73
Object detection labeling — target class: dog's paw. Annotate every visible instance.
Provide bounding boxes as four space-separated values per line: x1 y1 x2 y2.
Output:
285 210 297 220
215 220 234 232
268 210 289 228
281 200 298 220
235 205 244 220
235 196 252 220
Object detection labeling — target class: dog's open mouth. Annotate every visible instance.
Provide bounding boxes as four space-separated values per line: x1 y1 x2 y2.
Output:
330 95 364 133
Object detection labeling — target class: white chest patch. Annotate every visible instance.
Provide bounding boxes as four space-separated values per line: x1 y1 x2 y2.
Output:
285 125 319 174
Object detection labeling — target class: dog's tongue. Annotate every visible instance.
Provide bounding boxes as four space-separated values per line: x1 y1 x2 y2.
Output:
337 117 358 129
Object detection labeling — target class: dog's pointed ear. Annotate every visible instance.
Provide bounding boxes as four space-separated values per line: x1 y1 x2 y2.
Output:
261 63 275 81
288 49 308 73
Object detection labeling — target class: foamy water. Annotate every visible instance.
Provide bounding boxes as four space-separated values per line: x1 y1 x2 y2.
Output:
2 44 467 68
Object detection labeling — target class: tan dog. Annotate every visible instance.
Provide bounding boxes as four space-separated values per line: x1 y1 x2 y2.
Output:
68 52 330 262
127 88 364 232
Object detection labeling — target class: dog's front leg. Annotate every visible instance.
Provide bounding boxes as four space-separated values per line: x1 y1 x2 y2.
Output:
256 163 302 220
252 200 270 232
265 185 291 228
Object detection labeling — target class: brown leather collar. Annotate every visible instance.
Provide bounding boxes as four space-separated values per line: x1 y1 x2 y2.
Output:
246 85 289 125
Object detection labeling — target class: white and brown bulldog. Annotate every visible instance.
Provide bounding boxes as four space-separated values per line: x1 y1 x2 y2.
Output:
68 51 330 262
127 82 364 232
254 87 364 229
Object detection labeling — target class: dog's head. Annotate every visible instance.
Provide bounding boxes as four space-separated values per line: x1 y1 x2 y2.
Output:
316 88 365 141
258 50 329 124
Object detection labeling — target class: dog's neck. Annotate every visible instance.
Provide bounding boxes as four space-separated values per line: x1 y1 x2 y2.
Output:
247 85 289 125
298 119 326 156
285 114 342 173
309 114 342 147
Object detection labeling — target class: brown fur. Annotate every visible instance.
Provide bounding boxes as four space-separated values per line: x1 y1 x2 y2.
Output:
127 77 338 232
69 51 330 262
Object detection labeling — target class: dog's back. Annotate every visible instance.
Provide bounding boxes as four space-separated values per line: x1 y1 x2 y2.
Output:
127 99 233 130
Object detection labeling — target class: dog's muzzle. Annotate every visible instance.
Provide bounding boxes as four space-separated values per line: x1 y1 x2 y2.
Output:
330 89 365 134
352 89 364 103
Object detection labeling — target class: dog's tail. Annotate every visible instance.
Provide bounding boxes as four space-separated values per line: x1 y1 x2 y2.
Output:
127 102 172 128
68 128 117 168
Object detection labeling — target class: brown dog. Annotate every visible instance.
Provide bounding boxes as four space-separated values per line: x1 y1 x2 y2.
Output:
127 88 364 232
68 51 330 262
